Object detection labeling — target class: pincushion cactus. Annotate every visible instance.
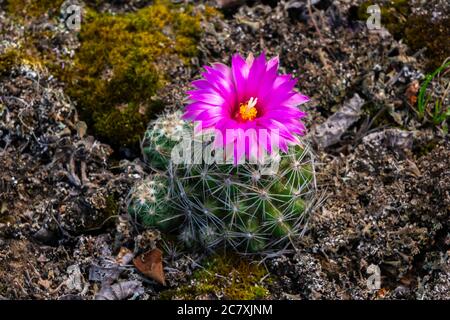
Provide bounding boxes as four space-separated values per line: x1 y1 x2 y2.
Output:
129 53 316 253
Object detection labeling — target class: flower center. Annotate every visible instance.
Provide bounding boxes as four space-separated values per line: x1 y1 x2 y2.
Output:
238 97 258 121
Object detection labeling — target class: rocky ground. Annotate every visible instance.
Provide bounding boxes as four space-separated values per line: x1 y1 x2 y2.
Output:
0 0 449 299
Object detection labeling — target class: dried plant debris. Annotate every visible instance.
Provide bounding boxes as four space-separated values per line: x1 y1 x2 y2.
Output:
94 281 144 300
313 94 365 149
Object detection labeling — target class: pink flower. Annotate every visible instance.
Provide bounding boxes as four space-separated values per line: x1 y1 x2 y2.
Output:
183 52 309 163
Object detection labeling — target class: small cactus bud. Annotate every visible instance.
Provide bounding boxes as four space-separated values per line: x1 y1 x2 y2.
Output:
130 111 316 254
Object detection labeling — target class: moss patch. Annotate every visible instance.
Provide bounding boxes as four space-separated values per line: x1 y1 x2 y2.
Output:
160 254 271 300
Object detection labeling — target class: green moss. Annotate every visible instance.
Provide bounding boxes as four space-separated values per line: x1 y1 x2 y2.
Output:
0 198 15 225
62 0 205 151
92 103 155 151
4 0 65 74
87 194 120 231
0 214 15 224
160 254 271 300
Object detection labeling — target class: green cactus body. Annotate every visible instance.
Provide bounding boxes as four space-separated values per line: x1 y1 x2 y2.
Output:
130 111 316 253
128 174 181 231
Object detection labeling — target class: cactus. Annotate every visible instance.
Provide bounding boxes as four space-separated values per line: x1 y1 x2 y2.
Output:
141 110 189 170
130 111 316 253
128 174 182 231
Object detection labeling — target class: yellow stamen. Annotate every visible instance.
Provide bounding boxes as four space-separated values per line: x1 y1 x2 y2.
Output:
239 97 258 121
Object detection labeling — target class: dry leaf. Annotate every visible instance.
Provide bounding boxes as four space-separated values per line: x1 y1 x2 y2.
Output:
133 248 166 285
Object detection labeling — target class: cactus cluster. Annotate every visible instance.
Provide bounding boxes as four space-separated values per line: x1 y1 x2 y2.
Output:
129 111 316 253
